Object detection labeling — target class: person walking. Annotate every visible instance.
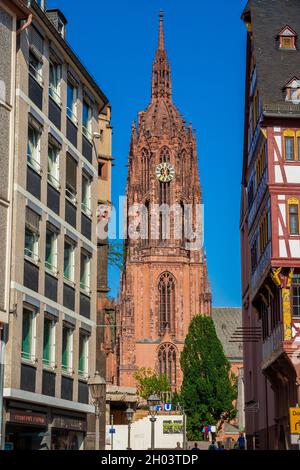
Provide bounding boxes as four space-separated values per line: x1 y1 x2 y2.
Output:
208 440 217 451
237 433 246 450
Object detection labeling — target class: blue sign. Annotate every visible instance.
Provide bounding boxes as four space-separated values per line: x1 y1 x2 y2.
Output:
156 405 162 411
164 403 172 412
109 428 116 434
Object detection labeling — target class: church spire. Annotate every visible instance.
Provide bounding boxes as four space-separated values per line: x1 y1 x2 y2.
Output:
158 10 165 50
151 10 172 100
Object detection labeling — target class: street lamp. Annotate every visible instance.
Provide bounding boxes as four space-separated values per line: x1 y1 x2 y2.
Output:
147 394 160 450
88 371 106 450
125 406 134 450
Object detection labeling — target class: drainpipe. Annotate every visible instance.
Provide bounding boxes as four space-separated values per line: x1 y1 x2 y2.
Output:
16 13 32 35
0 324 7 449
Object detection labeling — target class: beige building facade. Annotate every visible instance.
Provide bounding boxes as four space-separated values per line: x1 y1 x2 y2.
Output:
0 0 110 450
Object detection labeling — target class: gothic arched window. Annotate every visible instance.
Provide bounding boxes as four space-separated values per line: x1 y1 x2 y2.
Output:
141 148 150 193
158 343 177 386
158 272 175 335
160 146 170 163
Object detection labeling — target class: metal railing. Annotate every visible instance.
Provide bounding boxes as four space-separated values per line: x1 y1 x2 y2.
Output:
49 84 62 107
66 106 78 125
47 172 60 190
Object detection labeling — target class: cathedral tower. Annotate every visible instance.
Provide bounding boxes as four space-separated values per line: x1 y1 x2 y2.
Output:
118 12 211 389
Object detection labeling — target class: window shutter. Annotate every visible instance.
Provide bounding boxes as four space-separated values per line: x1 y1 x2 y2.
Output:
66 153 77 193
26 207 40 234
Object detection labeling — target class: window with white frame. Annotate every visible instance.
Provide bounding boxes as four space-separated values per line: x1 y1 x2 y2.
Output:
49 60 61 105
78 333 88 377
48 141 60 189
66 153 77 204
29 51 43 84
43 317 56 367
27 125 41 173
45 227 58 274
64 240 75 283
22 308 36 361
81 173 92 216
62 325 73 373
82 100 92 140
24 207 40 263
67 81 78 123
80 251 91 293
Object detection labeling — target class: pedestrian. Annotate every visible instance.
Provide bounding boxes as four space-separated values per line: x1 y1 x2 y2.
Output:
216 442 225 451
237 433 246 450
208 440 217 451
191 442 201 453
175 442 182 450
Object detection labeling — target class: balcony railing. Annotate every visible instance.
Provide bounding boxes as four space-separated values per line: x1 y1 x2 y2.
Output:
263 103 300 117
248 169 268 229
251 241 271 296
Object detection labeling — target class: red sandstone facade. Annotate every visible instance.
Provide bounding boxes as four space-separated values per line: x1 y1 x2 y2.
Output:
117 13 211 390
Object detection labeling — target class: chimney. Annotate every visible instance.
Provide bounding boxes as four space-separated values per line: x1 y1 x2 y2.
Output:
46 9 67 39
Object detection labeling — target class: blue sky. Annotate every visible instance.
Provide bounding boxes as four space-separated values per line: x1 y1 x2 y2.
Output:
48 0 246 307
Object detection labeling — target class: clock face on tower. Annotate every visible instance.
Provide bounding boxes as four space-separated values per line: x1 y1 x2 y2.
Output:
155 162 175 183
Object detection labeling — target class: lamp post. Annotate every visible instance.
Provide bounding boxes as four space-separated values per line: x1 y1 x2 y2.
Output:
126 406 134 450
147 394 160 450
88 371 106 450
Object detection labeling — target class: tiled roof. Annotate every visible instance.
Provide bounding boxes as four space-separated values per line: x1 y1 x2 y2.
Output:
212 308 243 360
244 0 300 106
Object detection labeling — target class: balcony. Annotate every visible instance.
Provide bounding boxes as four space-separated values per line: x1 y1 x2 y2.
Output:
262 323 284 370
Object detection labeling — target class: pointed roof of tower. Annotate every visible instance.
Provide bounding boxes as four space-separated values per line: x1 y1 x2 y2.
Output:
158 9 165 50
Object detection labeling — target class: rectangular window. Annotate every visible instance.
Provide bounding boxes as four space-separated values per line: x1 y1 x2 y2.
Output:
48 143 60 189
64 240 75 282
292 274 300 317
25 227 39 262
27 125 41 172
24 207 40 262
49 61 61 104
22 308 35 360
66 153 77 203
82 174 91 216
67 81 77 123
289 204 299 235
82 101 92 140
282 37 293 49
80 251 91 293
78 333 88 377
45 228 57 273
285 136 295 161
43 317 55 366
29 51 42 84
62 325 73 372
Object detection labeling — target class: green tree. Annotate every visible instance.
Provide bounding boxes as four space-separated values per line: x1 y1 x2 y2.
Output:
180 315 237 440
108 242 126 270
134 367 171 400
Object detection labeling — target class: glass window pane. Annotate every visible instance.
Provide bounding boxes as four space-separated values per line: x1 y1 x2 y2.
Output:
290 205 299 235
285 137 294 160
22 310 32 359
43 318 51 364
62 327 69 369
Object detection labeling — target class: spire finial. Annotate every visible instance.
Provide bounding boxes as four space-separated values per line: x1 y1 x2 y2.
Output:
158 9 165 50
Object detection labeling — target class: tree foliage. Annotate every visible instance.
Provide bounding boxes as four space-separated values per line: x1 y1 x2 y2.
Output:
108 242 126 270
180 315 237 440
133 367 171 400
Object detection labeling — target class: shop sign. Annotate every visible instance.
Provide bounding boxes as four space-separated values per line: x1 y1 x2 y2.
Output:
9 410 47 427
290 407 300 434
52 416 87 432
